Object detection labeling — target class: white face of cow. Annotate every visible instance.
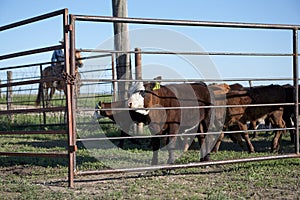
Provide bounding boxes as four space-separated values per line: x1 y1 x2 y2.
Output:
128 82 149 115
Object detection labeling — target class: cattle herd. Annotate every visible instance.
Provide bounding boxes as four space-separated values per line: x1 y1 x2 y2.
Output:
94 77 297 165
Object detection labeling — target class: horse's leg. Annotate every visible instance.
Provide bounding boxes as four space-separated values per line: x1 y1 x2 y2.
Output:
48 87 55 107
44 85 50 107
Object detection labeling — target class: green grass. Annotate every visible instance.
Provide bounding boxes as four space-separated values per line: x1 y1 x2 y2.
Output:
0 131 300 199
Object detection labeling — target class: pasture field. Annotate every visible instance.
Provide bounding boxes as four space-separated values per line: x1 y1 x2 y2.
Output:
1 95 300 199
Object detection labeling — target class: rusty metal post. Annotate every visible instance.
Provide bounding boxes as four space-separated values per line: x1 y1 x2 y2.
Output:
135 48 143 134
293 29 299 154
66 10 76 188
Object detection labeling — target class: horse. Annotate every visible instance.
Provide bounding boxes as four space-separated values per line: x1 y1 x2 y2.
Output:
128 81 212 165
35 51 83 107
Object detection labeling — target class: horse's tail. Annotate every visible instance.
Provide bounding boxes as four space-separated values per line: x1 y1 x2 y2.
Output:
35 81 43 106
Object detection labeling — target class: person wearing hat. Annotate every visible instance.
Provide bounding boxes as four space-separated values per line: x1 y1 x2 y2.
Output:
50 39 65 87
51 39 65 67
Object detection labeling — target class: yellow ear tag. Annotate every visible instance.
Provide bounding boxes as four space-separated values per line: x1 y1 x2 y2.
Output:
97 104 102 109
152 82 160 90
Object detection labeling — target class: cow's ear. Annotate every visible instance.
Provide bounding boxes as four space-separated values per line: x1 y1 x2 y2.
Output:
97 101 102 109
152 76 162 90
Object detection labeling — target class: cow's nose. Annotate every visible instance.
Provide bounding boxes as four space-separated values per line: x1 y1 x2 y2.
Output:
128 102 132 108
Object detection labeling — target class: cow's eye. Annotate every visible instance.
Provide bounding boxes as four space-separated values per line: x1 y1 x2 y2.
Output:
140 90 145 98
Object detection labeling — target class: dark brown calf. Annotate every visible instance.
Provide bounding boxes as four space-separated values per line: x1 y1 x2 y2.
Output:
217 84 286 153
95 101 150 148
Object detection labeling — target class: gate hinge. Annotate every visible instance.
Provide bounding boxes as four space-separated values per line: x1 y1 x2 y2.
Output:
65 24 73 32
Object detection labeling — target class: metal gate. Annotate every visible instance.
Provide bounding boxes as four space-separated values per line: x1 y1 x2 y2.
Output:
0 9 76 187
70 14 300 181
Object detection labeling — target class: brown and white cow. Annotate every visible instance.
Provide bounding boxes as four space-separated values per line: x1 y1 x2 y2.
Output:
128 81 213 165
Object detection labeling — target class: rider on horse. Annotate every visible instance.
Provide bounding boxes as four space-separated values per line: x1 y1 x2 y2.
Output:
51 39 65 87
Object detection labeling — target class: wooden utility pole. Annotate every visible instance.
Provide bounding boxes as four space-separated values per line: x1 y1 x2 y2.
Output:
112 0 132 100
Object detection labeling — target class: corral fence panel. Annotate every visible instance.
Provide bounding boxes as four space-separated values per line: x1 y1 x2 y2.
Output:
0 9 76 187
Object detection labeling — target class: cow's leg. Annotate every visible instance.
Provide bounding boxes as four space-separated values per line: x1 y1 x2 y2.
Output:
118 131 126 148
149 123 162 165
166 136 177 164
151 137 160 165
211 120 225 153
118 129 141 148
167 124 179 164
197 122 211 162
183 136 189 152
212 132 224 153
249 120 258 138
233 134 246 151
238 122 255 153
228 124 247 151
271 116 285 153
285 113 295 143
272 131 283 153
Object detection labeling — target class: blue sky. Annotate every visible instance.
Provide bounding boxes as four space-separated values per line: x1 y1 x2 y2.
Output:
0 0 300 86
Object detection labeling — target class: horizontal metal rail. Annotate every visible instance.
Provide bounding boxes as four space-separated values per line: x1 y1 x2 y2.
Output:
0 106 66 115
0 9 67 32
0 62 51 71
0 152 68 158
73 15 300 30
0 45 62 61
75 153 300 176
87 102 295 113
0 77 62 88
80 48 294 57
0 48 88 71
80 77 294 83
0 130 67 135
77 127 295 142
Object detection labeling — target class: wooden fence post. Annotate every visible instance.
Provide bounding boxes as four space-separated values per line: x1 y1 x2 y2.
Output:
6 71 13 123
135 48 143 134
